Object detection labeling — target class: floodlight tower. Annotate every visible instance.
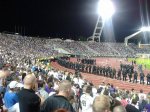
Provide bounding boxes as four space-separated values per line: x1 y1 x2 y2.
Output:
92 15 104 42
92 0 115 42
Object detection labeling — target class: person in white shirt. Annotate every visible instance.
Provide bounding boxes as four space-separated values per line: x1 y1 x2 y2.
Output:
53 71 59 79
92 86 98 99
72 84 78 96
80 85 93 112
7 103 20 112
138 89 146 101
98 82 106 90
48 69 54 76
73 76 78 84
78 77 84 88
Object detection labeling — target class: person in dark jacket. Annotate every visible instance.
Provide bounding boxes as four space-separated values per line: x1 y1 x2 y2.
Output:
146 73 150 85
128 69 132 82
18 74 41 112
133 71 138 83
122 69 127 81
125 99 139 112
112 68 116 79
140 72 145 84
117 69 121 80
40 80 75 112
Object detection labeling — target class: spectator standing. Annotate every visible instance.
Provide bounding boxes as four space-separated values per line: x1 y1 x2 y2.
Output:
93 95 110 112
145 92 150 112
125 99 139 112
120 94 128 107
4 81 19 109
40 80 75 112
38 80 49 102
113 105 126 112
80 85 93 112
18 74 41 112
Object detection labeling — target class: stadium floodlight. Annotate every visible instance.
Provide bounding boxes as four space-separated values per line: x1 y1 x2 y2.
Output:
124 26 150 46
98 0 115 20
141 27 150 32
92 0 115 42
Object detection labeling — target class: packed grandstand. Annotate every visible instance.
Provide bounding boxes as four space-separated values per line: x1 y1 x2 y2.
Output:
0 33 150 112
0 33 150 59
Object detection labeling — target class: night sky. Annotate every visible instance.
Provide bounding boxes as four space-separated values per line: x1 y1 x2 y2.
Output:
0 0 150 42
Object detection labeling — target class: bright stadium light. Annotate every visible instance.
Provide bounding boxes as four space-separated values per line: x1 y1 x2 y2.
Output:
124 26 150 46
98 0 115 20
141 27 150 32
92 0 115 42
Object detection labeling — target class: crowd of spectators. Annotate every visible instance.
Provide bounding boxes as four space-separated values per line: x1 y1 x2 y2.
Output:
85 42 119 57
0 33 150 112
54 41 94 56
0 63 150 112
0 33 150 61
128 43 150 54
108 43 135 57
50 41 150 58
0 33 58 69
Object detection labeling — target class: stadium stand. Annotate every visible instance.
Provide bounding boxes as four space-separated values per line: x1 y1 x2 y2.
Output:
0 33 150 112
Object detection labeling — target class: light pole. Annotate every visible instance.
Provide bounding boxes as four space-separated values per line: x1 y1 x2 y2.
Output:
92 0 115 42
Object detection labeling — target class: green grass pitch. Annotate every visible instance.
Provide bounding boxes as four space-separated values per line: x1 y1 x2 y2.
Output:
128 58 150 70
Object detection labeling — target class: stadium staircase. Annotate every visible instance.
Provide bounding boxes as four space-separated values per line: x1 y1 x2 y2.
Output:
51 61 150 93
79 42 99 55
106 43 120 56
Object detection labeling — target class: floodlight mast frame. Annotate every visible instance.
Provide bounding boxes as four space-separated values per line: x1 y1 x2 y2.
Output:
92 16 104 42
92 0 115 42
124 30 142 46
124 27 150 46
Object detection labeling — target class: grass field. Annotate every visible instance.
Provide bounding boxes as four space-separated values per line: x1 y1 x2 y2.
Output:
128 58 150 70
